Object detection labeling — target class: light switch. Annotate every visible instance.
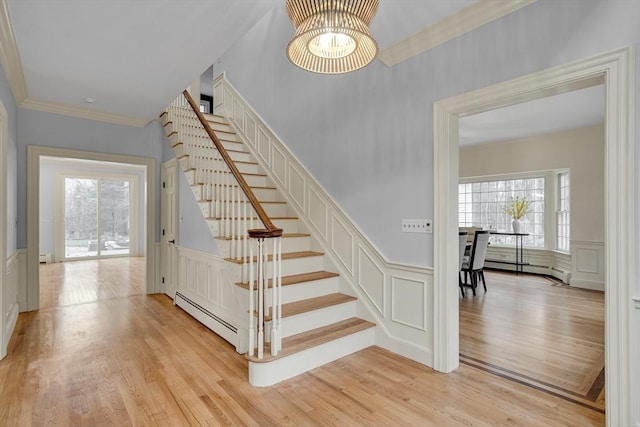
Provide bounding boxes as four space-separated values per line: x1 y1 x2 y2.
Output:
402 219 432 233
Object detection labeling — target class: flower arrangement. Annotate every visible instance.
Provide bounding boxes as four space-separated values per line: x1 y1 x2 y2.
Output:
505 196 532 220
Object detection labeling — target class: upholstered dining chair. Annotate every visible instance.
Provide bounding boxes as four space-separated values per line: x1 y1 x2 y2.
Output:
461 229 491 296
458 231 468 296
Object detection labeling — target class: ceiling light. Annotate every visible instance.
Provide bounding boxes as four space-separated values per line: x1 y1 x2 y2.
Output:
286 0 379 74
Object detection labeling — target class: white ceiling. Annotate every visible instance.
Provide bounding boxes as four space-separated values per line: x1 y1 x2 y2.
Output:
458 84 605 146
7 0 475 123
5 0 602 141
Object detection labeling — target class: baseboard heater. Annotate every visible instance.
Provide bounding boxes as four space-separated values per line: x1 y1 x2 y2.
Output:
175 291 238 347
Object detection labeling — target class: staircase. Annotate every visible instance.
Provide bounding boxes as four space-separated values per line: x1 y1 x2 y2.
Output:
160 91 375 386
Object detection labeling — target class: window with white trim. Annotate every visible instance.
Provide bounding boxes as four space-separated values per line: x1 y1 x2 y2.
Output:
459 176 545 248
557 171 570 251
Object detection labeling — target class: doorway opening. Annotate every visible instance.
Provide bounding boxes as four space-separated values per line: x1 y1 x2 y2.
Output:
456 83 606 410
433 47 634 424
27 146 157 311
37 156 148 309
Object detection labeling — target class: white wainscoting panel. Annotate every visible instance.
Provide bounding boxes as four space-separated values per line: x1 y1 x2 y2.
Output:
233 99 244 131
245 115 257 148
257 128 271 166
288 164 306 213
331 214 354 275
176 246 245 350
272 145 287 187
571 241 605 291
213 74 434 366
357 246 385 315
308 186 328 241
391 276 427 331
4 252 20 354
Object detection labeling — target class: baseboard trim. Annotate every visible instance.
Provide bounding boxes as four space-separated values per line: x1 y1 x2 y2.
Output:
175 291 238 348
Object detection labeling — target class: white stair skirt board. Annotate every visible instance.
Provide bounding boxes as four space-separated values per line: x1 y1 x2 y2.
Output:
175 291 238 349
248 327 375 387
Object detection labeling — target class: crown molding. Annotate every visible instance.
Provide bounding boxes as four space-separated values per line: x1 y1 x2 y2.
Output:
377 0 538 67
20 98 149 128
0 0 28 103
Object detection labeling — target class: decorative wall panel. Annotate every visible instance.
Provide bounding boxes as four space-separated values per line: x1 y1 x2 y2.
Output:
233 100 244 130
331 214 354 274
288 164 306 212
272 145 287 187
358 246 385 315
391 276 426 331
257 128 271 166
308 187 327 240
245 115 257 147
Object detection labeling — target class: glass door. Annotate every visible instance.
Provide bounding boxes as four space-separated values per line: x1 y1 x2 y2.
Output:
64 177 131 259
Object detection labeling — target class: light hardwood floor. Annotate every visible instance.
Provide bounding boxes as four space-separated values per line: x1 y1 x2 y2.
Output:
0 259 604 426
459 270 605 412
39 257 146 309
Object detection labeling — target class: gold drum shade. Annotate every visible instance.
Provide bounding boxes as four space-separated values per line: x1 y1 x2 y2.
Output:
286 0 379 74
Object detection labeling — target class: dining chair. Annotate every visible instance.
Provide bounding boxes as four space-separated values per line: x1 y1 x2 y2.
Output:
461 229 491 296
458 231 468 296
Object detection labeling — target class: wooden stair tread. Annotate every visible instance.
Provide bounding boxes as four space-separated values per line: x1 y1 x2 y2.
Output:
247 317 375 363
225 250 322 264
235 270 339 290
216 232 309 241
281 293 355 318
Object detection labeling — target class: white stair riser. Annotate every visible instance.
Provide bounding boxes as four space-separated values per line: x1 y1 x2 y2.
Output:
173 143 185 158
241 174 269 187
212 201 285 218
278 277 340 304
251 188 280 202
279 256 325 276
217 236 310 257
176 151 251 165
180 140 247 157
221 255 324 278
279 301 356 338
248 328 375 387
213 218 298 234
235 276 340 307
271 218 299 233
216 132 242 143
260 203 288 217
185 163 260 180
208 121 232 133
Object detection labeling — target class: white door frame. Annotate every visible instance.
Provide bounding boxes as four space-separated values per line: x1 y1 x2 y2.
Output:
0 98 7 358
26 146 157 310
433 47 635 425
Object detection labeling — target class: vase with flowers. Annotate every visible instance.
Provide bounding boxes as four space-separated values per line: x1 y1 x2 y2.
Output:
505 196 532 234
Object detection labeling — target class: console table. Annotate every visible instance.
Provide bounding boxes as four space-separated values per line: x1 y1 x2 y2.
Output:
487 231 529 274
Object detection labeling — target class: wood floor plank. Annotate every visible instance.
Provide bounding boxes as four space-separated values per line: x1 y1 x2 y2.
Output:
0 260 605 426
459 270 605 411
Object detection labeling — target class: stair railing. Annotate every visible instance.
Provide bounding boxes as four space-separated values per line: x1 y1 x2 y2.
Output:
165 90 283 358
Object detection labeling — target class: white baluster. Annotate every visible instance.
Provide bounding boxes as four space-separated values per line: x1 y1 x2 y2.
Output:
257 237 264 359
248 238 255 357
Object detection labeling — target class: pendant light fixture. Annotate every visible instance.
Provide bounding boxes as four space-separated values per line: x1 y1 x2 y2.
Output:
286 0 379 74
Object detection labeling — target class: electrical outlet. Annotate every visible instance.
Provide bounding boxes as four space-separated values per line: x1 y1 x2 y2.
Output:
402 219 432 233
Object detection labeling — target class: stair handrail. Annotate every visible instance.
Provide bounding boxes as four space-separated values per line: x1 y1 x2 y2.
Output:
181 90 282 239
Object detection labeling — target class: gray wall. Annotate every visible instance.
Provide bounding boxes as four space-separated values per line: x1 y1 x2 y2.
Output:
215 0 640 268
0 57 18 257
177 169 218 254
17 110 167 247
